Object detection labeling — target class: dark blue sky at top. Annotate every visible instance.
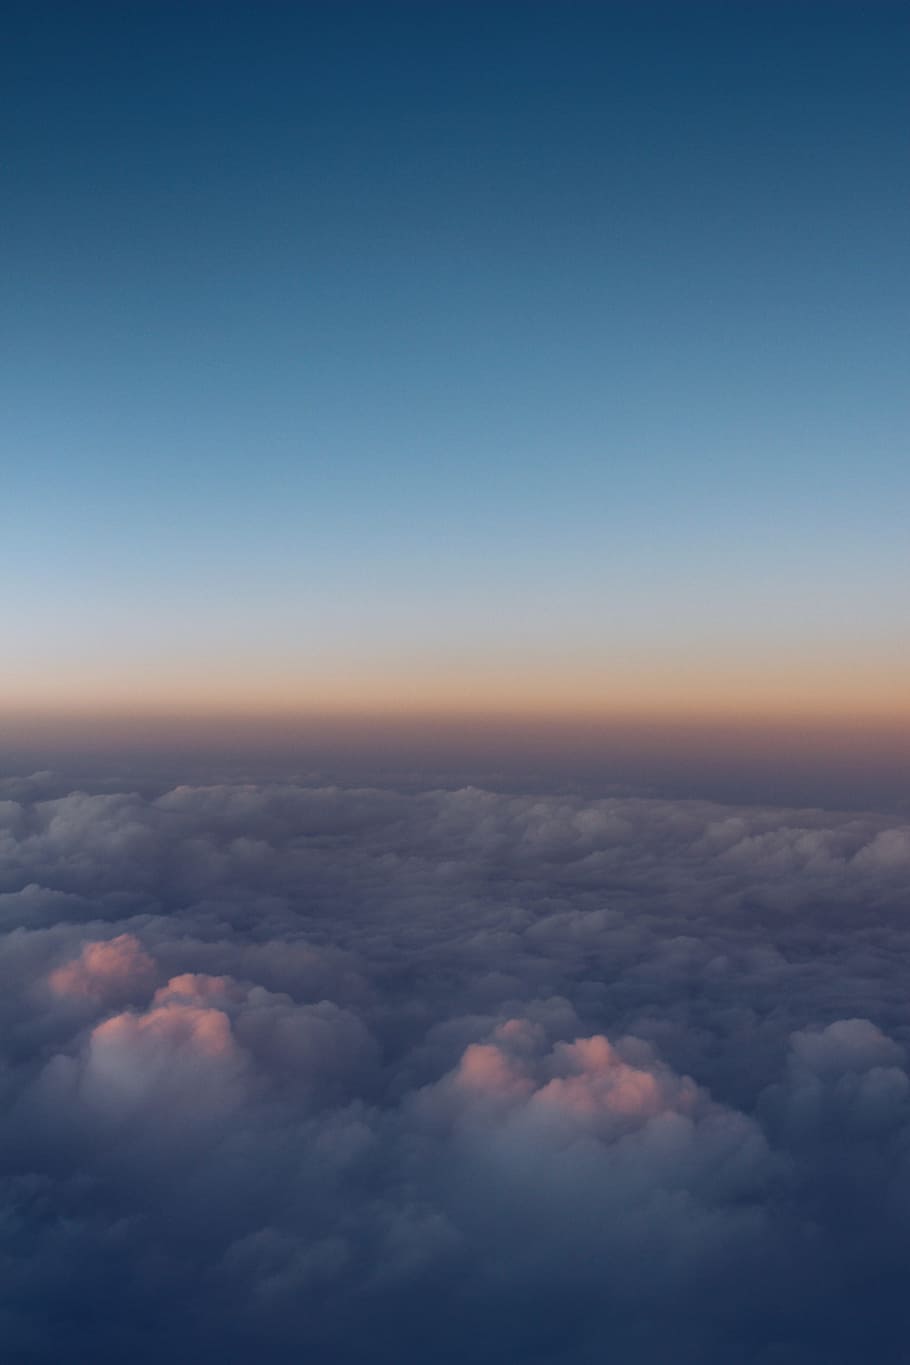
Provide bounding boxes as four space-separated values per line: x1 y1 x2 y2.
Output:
2 1 908 697
9 1 905 401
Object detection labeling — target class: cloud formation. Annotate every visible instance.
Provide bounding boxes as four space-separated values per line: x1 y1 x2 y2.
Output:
1 775 910 1362
47 932 156 1003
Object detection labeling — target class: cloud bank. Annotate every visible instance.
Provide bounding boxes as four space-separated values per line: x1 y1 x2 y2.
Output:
2 774 910 1362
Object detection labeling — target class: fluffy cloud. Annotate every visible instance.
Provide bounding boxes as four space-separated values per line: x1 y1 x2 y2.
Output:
47 932 156 1004
1 775 910 1362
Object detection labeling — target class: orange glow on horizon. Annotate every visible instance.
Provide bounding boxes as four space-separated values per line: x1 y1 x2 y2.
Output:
2 636 909 729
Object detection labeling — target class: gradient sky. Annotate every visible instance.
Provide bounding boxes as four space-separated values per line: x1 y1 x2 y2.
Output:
4 0 908 724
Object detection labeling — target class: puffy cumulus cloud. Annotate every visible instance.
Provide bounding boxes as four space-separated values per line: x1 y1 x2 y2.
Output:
33 968 379 1144
761 1019 910 1157
47 932 156 1005
1 776 910 1361
426 1024 705 1134
409 1023 777 1307
147 970 379 1101
79 999 243 1117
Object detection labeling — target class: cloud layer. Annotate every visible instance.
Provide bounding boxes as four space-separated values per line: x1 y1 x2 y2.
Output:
2 774 910 1362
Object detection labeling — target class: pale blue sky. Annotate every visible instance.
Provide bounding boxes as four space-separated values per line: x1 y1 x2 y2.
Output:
3 1 907 713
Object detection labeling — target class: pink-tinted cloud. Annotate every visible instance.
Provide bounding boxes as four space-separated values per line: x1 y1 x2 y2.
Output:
533 1035 670 1121
152 972 240 1008
92 1002 235 1060
421 1022 744 1161
452 1041 534 1101
47 933 156 1004
80 1000 245 1119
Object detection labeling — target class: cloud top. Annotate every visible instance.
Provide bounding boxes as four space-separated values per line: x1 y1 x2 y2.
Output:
2 776 910 1362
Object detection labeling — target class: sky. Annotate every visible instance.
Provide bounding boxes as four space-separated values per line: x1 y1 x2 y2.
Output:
4 11 910 1360
3 0 908 747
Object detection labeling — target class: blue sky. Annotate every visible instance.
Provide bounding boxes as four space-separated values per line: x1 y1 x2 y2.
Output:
3 1 908 716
